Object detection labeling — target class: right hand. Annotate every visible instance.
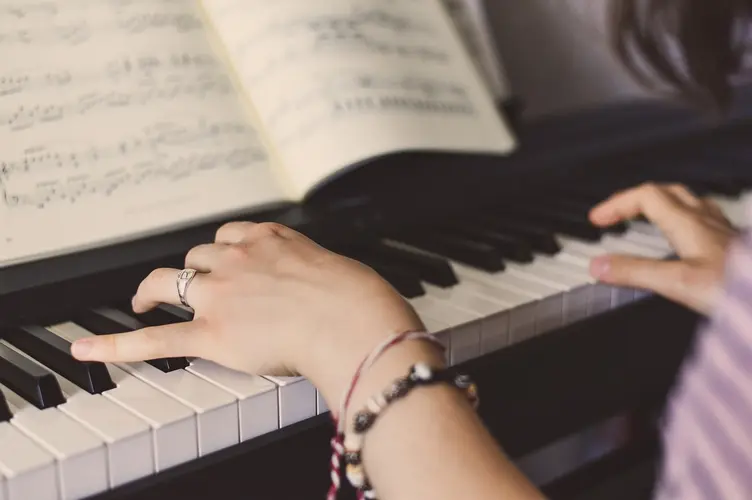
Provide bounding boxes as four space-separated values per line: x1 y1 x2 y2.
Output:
588 182 739 315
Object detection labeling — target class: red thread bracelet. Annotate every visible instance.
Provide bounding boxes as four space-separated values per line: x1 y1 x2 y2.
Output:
326 330 444 500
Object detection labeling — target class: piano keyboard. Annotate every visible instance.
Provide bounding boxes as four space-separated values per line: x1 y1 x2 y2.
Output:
0 188 746 500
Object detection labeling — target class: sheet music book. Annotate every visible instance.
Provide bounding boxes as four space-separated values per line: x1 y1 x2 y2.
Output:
0 0 516 267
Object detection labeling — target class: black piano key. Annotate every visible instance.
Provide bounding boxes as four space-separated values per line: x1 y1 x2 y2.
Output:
467 215 561 255
2 326 115 394
536 196 628 235
494 204 603 241
0 391 11 422
325 241 425 297
72 311 189 372
689 177 742 197
440 226 534 263
550 189 607 207
343 242 458 288
387 233 504 272
0 342 65 409
369 264 425 298
112 301 191 328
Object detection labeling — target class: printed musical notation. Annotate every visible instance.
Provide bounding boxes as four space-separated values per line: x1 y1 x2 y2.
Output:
1 2 58 19
305 8 447 61
1 75 232 132
266 72 476 147
202 0 510 174
0 52 219 100
0 119 266 209
0 9 203 47
265 73 471 129
117 12 204 34
234 5 450 84
0 21 91 46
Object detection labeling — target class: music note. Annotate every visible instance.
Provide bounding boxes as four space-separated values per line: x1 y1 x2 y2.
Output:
117 12 204 34
0 76 31 97
0 73 233 133
2 2 58 19
1 117 267 209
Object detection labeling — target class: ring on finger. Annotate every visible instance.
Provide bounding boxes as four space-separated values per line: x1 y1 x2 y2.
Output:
176 268 199 308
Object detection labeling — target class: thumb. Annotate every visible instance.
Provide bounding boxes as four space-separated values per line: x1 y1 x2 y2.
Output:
71 320 205 362
590 255 713 313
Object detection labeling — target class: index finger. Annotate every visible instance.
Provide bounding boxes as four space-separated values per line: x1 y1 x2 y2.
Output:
71 321 205 362
589 183 695 236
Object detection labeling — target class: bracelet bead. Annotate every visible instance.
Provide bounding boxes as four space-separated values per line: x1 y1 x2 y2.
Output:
384 377 412 402
344 432 364 452
410 362 433 381
366 394 386 414
346 463 366 489
344 451 361 465
354 411 377 433
342 364 480 499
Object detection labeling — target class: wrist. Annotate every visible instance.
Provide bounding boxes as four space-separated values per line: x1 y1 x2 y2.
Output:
301 329 445 417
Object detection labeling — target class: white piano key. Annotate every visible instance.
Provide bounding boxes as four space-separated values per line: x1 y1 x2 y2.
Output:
0 384 108 500
0 471 4 500
420 315 452 361
549 238 623 314
60 391 154 488
317 391 329 415
0 422 58 500
600 234 667 259
422 284 509 360
506 257 592 311
612 286 637 306
429 278 535 346
52 321 238 457
48 322 199 471
113 362 238 456
561 234 665 261
559 236 667 304
409 295 485 364
453 263 565 335
629 220 664 238
2 343 154 488
261 376 316 428
619 229 672 252
711 195 746 226
187 359 279 441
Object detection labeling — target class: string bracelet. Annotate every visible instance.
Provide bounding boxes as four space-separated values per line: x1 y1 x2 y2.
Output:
326 330 445 500
343 362 479 499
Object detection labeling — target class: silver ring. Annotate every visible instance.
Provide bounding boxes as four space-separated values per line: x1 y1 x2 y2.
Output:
176 268 198 308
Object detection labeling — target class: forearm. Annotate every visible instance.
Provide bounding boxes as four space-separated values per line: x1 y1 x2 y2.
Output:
333 342 545 500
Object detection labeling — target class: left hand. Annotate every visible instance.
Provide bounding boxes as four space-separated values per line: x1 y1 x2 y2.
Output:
588 182 739 314
71 221 432 407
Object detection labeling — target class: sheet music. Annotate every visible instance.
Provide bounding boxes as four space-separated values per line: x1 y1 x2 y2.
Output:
442 0 512 101
0 0 285 267
201 0 515 197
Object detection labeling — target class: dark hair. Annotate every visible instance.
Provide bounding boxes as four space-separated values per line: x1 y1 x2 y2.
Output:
610 0 752 112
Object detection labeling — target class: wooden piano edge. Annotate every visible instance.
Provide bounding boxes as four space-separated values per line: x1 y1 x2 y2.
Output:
87 296 700 500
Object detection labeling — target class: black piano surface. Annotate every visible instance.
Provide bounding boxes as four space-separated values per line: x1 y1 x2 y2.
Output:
2 88 751 499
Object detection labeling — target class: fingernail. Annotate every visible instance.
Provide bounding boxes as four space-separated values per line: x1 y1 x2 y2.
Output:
71 339 93 359
590 256 611 279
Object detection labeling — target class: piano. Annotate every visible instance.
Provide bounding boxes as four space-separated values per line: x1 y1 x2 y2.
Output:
2 86 752 500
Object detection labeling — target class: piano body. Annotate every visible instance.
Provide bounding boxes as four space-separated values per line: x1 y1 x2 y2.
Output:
1 79 752 500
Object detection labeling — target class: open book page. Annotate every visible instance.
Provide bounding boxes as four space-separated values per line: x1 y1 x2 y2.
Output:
200 0 516 198
442 0 512 101
0 0 285 268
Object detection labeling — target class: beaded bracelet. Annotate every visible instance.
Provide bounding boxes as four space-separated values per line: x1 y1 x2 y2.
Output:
327 331 445 500
343 363 479 499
